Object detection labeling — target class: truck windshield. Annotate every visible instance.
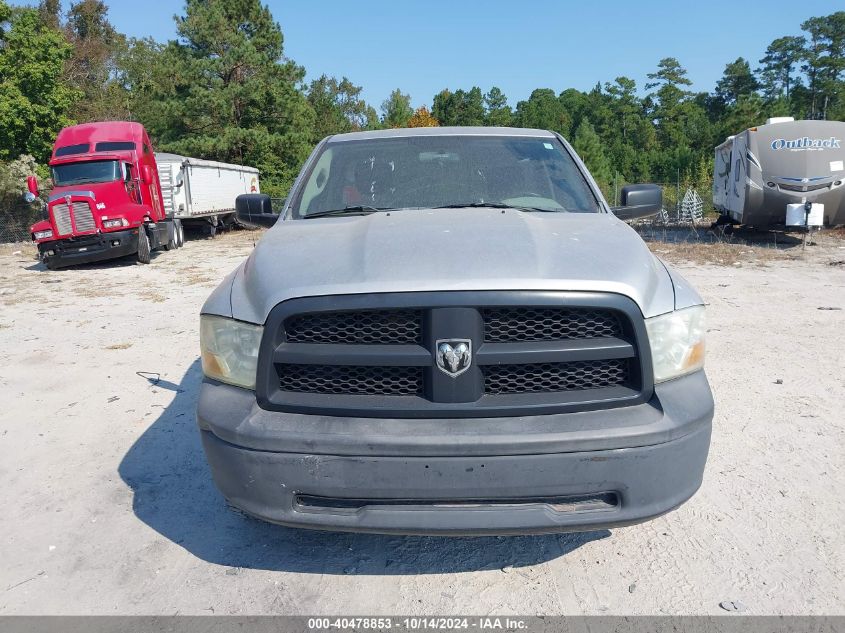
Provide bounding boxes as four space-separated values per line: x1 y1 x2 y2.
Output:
51 160 121 186
292 135 601 217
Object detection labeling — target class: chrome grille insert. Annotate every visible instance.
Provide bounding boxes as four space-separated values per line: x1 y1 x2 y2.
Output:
72 202 96 233
51 203 73 235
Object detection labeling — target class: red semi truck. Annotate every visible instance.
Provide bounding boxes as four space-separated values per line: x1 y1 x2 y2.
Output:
28 121 184 269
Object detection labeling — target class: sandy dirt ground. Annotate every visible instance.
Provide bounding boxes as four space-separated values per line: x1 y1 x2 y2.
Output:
0 228 843 615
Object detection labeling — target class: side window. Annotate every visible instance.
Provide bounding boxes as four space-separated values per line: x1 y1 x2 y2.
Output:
123 163 134 182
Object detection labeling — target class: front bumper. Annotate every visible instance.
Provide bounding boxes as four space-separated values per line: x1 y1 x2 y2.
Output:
37 228 139 268
197 371 713 535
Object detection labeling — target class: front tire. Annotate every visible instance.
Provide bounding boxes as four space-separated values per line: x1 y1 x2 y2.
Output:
137 227 151 264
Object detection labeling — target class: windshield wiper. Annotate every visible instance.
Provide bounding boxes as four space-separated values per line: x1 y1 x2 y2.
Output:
302 205 392 219
431 202 563 213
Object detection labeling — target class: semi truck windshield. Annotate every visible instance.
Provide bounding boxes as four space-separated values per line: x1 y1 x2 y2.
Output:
51 160 121 186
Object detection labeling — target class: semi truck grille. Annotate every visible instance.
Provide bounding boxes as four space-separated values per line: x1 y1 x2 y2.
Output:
484 359 629 395
261 292 651 418
50 201 96 235
278 364 423 396
72 203 96 232
51 203 73 235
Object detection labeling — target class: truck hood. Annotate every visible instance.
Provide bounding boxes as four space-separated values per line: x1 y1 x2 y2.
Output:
224 208 676 323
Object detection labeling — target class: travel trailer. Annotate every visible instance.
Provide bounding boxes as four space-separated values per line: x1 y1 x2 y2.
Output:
713 118 845 228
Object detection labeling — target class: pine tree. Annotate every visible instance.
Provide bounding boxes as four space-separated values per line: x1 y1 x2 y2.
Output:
484 87 512 126
572 119 612 187
380 89 413 128
306 75 377 142
141 0 315 196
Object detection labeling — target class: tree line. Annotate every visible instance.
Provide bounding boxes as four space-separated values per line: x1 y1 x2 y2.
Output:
1 0 844 205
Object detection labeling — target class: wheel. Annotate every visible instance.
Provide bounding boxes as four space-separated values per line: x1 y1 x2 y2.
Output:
137 227 151 264
176 220 184 247
163 223 176 251
208 223 218 239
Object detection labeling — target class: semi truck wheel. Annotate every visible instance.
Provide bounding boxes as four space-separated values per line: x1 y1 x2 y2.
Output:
175 220 184 247
163 223 177 251
137 227 151 264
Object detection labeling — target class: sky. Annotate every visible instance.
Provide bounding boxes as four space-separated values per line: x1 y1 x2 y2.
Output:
22 0 845 109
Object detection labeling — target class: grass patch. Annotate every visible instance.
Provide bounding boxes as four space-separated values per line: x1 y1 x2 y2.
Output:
647 241 790 266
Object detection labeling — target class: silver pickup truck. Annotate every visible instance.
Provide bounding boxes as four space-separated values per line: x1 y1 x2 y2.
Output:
197 127 713 535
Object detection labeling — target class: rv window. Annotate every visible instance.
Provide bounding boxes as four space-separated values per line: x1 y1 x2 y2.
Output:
95 141 136 151
55 144 89 157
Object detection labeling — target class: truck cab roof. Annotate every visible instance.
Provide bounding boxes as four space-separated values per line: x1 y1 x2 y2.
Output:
50 121 152 165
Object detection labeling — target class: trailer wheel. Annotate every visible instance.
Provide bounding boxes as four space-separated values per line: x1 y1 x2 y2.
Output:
175 220 184 248
137 227 151 264
208 223 217 239
164 224 179 251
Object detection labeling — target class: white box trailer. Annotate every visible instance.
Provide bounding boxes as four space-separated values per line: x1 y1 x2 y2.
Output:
713 118 845 227
155 153 260 235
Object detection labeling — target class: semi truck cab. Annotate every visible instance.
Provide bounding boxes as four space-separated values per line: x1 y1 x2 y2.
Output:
29 121 183 269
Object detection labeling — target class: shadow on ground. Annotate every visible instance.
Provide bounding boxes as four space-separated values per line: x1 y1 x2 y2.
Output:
118 359 610 575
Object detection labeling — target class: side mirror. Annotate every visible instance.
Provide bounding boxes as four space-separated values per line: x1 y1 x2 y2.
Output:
142 165 153 185
26 175 39 197
236 193 278 228
611 184 662 221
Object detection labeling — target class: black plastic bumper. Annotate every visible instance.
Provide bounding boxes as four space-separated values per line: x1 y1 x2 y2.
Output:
197 371 713 535
37 229 138 268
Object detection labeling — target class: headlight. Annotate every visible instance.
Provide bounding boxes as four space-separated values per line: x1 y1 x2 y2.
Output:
102 218 128 229
200 315 263 390
34 229 53 240
645 305 706 382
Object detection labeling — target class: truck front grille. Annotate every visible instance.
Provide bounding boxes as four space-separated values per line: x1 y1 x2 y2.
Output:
484 359 629 395
73 203 96 232
278 364 423 396
285 309 422 344
482 307 623 342
261 292 651 418
50 201 96 235
51 203 73 236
